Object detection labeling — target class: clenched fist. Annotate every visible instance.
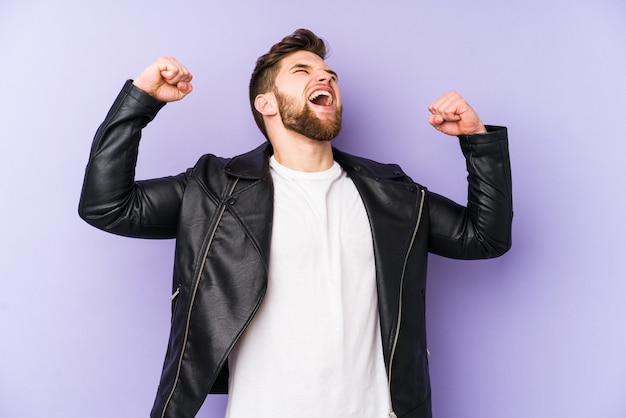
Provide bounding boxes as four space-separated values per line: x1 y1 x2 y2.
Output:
133 56 193 103
428 91 487 136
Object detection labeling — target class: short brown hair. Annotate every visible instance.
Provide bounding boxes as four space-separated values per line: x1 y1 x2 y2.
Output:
249 29 328 139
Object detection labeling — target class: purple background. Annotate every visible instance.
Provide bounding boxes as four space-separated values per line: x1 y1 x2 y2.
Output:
1 1 625 417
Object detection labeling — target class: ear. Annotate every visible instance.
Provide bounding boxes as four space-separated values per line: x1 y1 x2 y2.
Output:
254 92 278 116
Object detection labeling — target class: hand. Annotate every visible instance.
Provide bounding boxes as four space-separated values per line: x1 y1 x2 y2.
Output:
428 91 487 136
132 56 193 102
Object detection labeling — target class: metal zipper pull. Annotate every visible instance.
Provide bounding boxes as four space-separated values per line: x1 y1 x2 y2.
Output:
170 287 180 301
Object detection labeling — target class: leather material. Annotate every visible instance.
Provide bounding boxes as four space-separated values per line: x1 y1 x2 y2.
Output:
79 81 513 418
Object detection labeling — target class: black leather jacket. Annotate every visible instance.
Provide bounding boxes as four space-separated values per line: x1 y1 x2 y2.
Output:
79 81 513 418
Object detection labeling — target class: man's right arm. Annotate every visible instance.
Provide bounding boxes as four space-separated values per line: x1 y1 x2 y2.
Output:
78 57 195 239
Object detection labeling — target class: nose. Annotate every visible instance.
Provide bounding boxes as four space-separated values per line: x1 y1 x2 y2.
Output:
316 70 332 83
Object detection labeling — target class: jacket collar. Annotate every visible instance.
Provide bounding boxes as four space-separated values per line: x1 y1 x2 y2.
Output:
223 142 272 179
224 142 408 181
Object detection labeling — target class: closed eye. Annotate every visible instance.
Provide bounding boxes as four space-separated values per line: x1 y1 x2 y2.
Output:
289 64 338 81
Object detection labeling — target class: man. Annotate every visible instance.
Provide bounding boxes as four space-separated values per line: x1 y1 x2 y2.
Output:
79 29 512 418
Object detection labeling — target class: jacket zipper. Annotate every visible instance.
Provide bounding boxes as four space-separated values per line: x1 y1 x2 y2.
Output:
388 189 425 418
161 178 240 418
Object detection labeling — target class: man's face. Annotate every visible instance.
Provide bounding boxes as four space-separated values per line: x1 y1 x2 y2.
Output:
272 50 342 141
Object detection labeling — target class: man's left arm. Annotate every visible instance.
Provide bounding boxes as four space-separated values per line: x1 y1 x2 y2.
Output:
426 92 513 259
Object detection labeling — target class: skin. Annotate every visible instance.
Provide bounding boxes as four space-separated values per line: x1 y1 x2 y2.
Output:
133 53 487 172
254 51 342 171
133 56 193 102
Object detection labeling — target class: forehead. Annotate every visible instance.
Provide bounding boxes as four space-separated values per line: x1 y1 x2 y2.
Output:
278 50 331 72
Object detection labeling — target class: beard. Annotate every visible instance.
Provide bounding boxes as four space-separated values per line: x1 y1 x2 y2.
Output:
274 89 342 142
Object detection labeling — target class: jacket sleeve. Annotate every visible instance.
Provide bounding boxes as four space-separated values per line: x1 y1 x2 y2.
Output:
427 126 513 259
78 81 188 239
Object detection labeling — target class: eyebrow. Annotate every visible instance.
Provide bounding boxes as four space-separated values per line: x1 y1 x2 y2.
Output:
289 63 339 80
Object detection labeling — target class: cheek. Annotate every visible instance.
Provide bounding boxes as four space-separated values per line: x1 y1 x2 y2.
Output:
334 87 342 103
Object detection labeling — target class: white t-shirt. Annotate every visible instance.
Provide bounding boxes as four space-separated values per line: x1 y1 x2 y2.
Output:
225 156 389 417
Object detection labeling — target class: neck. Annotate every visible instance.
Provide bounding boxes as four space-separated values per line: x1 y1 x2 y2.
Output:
268 130 334 172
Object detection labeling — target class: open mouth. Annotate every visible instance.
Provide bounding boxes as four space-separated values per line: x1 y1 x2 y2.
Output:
308 90 334 107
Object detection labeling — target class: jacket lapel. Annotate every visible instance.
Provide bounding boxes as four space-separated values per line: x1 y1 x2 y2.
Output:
334 150 423 365
222 143 274 267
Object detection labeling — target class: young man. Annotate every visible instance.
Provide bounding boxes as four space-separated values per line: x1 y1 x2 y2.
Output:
79 29 512 418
